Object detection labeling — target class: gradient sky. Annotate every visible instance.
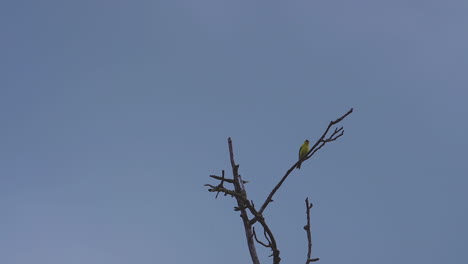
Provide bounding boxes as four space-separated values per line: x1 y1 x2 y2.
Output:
1 1 467 264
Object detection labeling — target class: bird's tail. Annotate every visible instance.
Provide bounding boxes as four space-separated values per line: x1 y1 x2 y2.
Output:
296 162 301 169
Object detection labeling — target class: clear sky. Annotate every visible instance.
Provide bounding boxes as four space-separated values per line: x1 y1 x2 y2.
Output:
1 0 467 263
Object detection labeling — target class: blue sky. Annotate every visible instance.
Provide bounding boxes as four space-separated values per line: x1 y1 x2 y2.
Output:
1 0 467 263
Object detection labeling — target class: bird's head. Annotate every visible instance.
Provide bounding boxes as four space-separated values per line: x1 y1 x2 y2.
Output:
304 140 309 145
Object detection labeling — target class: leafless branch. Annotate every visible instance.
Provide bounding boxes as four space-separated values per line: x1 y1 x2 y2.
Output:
257 217 280 263
304 198 319 263
253 227 271 248
227 138 261 264
210 174 250 184
206 138 282 264
205 108 353 264
229 138 281 263
259 108 353 215
210 170 225 198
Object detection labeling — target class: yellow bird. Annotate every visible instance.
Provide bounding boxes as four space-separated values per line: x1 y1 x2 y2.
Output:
296 140 310 169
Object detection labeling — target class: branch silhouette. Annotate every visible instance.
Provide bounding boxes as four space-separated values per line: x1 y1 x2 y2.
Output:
205 108 353 264
304 198 319 263
258 108 353 215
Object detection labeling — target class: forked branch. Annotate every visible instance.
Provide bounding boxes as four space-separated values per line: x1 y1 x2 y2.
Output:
205 108 353 264
258 108 353 215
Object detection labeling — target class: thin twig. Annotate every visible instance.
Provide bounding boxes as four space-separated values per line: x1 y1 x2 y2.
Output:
210 174 250 184
305 108 353 160
217 170 225 198
304 198 319 263
253 227 271 248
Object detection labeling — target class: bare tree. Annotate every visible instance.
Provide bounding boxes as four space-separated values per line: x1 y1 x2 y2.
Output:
205 108 353 264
